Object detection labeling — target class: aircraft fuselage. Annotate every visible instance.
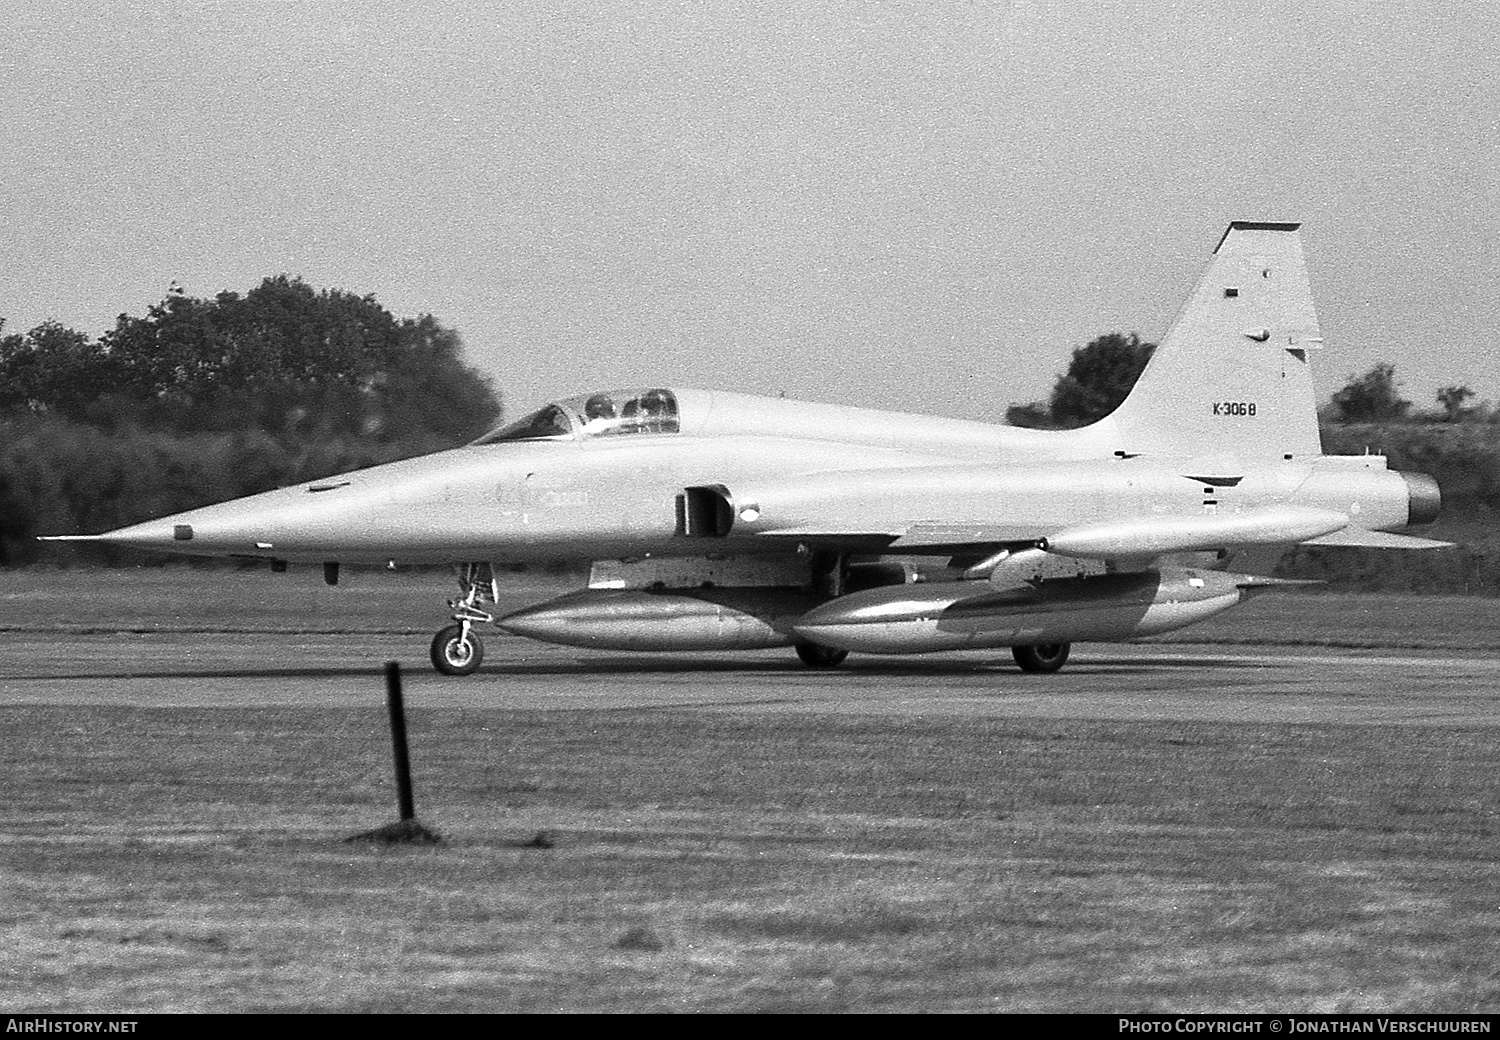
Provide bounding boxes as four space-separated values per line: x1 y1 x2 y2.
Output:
84 414 1419 567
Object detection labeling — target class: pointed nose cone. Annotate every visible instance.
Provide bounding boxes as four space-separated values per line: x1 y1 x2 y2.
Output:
39 518 204 551
41 497 309 556
38 445 533 563
148 497 306 554
40 473 395 560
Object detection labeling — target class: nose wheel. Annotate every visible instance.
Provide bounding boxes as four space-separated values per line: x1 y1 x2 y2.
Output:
431 623 484 676
429 562 499 676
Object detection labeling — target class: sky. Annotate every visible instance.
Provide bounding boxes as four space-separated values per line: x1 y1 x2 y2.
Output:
4 0 1497 423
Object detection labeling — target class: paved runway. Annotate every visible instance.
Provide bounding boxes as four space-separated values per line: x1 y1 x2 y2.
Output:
2 630 1496 726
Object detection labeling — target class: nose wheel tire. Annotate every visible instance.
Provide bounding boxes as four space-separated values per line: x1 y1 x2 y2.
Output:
1012 642 1070 673
795 641 849 669
431 624 484 676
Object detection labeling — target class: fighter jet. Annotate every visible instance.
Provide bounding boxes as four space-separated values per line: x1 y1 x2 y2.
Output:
46 222 1447 675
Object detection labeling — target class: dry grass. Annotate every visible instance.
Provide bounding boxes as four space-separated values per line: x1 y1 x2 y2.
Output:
2 705 1497 1012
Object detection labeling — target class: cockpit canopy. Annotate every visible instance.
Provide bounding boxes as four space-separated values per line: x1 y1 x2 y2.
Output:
472 388 680 444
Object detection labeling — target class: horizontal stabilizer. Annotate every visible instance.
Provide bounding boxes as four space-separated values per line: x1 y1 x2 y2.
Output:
1042 505 1348 560
1299 528 1453 550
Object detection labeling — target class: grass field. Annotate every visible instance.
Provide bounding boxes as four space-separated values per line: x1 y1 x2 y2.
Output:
1 569 1498 1013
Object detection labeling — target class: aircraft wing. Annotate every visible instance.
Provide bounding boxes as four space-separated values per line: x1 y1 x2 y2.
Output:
1039 505 1350 560
753 519 1053 553
749 528 905 552
887 523 1044 549
752 505 1373 561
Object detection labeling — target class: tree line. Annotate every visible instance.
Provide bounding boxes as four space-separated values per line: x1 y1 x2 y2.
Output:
1004 334 1490 430
0 277 500 563
1 277 497 441
4 290 1495 592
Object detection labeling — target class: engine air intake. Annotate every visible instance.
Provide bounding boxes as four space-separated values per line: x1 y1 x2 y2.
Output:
676 485 734 537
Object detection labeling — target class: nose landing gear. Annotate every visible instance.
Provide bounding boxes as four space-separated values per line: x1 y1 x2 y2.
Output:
429 563 499 676
431 623 483 675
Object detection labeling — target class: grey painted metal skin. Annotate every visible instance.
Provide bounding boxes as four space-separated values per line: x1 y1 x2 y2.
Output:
791 570 1274 655
499 570 1281 656
46 223 1449 673
500 586 824 652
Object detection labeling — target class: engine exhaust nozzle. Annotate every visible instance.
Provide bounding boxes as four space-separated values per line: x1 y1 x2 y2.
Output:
1398 471 1441 526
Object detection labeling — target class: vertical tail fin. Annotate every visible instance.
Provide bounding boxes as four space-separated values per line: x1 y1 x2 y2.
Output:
1103 222 1323 461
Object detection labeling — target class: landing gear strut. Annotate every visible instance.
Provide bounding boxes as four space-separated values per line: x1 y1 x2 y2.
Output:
795 641 849 669
795 551 851 669
1012 642 1070 673
429 563 498 676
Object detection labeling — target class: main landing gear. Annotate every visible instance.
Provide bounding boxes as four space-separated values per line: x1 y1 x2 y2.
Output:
795 551 851 669
795 641 849 669
794 642 1071 672
429 563 498 676
1012 642 1071 673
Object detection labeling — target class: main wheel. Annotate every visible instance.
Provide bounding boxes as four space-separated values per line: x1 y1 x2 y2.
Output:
431 624 484 676
1012 642 1070 674
795 641 849 669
